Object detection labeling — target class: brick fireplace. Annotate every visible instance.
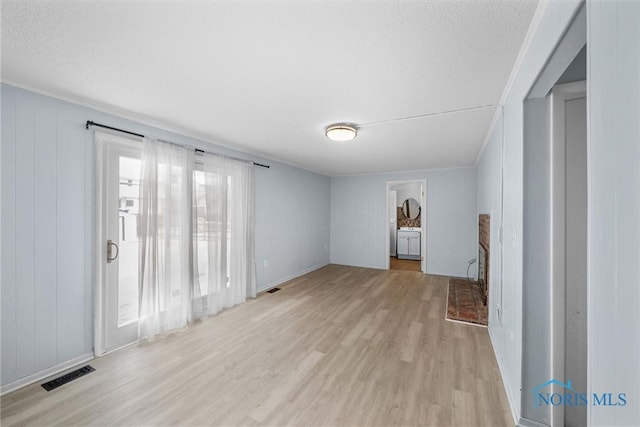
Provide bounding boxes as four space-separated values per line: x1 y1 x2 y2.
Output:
478 214 490 305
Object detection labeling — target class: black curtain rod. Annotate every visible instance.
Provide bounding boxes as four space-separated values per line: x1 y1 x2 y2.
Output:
85 120 270 169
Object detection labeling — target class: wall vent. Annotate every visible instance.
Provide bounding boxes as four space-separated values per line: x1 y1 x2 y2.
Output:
41 365 95 391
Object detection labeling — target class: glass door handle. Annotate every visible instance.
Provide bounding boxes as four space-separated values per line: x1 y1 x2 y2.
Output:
107 240 119 263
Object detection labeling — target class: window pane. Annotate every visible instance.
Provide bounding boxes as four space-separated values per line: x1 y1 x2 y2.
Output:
226 175 232 287
192 169 231 295
194 170 209 295
118 156 140 326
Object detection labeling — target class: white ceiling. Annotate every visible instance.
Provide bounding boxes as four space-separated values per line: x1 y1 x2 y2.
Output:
1 1 539 176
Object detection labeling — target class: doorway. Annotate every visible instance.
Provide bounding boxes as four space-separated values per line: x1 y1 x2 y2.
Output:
520 5 587 425
521 6 587 423
385 180 426 273
552 81 587 427
95 133 142 355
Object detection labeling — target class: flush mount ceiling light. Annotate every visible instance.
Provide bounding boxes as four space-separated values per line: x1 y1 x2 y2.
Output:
325 124 358 141
323 104 498 142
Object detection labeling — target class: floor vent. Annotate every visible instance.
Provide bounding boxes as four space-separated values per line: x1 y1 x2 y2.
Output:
267 287 281 294
41 365 95 391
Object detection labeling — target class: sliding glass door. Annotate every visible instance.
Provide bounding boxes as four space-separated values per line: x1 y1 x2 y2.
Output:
95 132 256 353
96 134 142 354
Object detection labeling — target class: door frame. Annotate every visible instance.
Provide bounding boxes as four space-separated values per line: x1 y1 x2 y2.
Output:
385 179 427 273
519 3 586 424
550 80 587 426
94 131 143 356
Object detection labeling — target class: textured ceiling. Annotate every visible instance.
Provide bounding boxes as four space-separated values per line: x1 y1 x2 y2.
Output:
1 1 539 176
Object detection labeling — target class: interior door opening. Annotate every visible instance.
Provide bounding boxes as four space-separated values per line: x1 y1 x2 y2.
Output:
554 81 587 427
521 10 587 423
385 180 427 273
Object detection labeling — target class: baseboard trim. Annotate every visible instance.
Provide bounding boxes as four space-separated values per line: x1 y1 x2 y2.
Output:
518 417 550 427
444 318 488 328
328 261 386 271
488 327 519 426
257 263 329 293
1 352 95 396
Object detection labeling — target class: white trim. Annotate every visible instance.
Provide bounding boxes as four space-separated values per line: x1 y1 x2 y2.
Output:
389 189 398 257
550 80 586 427
95 135 106 357
94 132 143 356
550 80 587 99
499 0 550 107
527 6 587 100
474 106 503 165
0 353 94 396
257 263 329 293
0 80 327 177
444 318 487 328
498 0 550 105
518 417 551 427
98 339 140 358
475 0 550 166
489 327 519 426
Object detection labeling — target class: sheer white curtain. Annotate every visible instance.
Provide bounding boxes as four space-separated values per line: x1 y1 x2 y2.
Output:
138 138 194 339
192 153 256 319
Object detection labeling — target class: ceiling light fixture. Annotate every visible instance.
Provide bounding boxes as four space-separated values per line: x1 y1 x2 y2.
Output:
323 105 496 142
325 124 357 141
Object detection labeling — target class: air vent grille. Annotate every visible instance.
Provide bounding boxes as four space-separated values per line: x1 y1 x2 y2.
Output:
41 365 95 391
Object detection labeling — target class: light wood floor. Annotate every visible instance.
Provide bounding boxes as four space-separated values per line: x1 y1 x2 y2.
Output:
390 257 422 272
1 265 513 427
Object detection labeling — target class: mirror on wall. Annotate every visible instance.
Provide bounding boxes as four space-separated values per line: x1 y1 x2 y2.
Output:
402 198 421 219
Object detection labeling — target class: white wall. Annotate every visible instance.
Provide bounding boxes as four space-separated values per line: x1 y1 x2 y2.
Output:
476 0 584 422
1 86 94 387
588 1 640 425
330 168 477 277
478 1 640 425
254 161 330 290
521 96 554 425
0 83 330 389
476 112 503 330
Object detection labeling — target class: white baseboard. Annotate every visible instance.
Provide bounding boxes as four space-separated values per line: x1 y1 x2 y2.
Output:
258 263 329 292
328 261 385 271
1 352 94 396
518 417 550 427
488 327 519 426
